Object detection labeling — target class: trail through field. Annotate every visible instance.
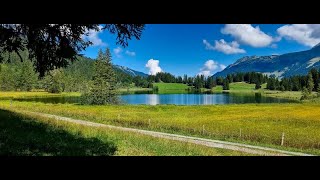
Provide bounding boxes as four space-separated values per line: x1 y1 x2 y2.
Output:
20 110 314 156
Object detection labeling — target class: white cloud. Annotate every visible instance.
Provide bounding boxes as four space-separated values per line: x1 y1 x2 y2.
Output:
125 50 136 56
221 24 274 47
113 47 123 58
277 24 320 47
204 39 246 54
219 64 226 70
198 60 226 77
198 70 212 77
146 59 162 75
81 25 106 47
203 39 215 50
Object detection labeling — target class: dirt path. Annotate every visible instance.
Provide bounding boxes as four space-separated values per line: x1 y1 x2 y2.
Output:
21 110 314 156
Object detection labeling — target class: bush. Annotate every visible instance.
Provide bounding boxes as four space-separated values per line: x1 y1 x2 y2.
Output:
301 87 311 100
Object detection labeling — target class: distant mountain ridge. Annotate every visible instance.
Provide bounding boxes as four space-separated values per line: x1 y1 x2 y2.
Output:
214 43 320 78
113 65 148 77
78 55 148 78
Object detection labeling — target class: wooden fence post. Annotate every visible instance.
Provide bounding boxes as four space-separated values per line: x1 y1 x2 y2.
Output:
281 132 285 146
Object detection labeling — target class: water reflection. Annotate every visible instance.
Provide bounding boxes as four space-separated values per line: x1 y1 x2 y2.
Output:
147 94 159 105
15 93 297 105
119 93 296 105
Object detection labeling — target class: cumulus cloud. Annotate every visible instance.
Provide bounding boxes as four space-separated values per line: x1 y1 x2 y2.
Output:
221 24 274 47
113 47 123 58
277 24 320 47
198 60 226 77
81 25 106 47
146 59 162 75
219 64 226 70
203 39 246 54
125 50 136 56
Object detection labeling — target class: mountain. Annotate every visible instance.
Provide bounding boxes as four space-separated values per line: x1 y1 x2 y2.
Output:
113 65 148 77
214 43 320 78
76 56 148 78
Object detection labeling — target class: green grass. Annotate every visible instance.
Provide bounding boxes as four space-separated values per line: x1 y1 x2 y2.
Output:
0 91 81 99
213 82 264 93
1 100 320 155
210 82 306 100
0 109 251 156
229 82 256 91
153 83 190 93
118 87 152 92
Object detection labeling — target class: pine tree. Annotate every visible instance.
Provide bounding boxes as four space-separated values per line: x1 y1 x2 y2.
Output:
307 72 314 93
255 81 261 89
16 60 38 91
223 79 230 90
81 48 118 105
43 69 65 93
310 68 319 91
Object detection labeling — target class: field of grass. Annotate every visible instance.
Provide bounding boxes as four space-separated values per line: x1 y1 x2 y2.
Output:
210 82 306 100
153 83 190 93
118 87 152 93
212 82 266 92
0 109 250 156
0 91 81 99
1 99 319 155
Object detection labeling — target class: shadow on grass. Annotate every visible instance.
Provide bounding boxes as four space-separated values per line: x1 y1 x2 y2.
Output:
0 109 116 156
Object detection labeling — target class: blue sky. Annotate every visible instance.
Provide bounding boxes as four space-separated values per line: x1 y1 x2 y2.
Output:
82 24 320 77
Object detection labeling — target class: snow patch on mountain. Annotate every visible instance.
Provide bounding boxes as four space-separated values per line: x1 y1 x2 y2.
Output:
306 57 320 68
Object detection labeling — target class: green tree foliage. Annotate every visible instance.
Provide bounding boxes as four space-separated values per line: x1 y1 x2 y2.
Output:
187 77 194 86
81 48 118 105
223 79 230 90
307 72 314 93
43 69 65 93
0 64 16 91
310 68 319 91
183 74 188 84
0 57 38 91
0 51 149 92
0 24 145 77
301 87 311 100
154 72 176 83
194 75 205 90
216 77 224 85
255 81 261 89
205 76 215 89
16 60 38 91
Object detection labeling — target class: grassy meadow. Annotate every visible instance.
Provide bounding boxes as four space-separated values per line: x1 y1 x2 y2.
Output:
0 91 81 99
1 97 320 155
153 83 190 93
1 83 319 155
0 109 251 156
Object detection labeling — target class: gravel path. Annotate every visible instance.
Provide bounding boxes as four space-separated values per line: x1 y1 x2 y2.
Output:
21 110 314 156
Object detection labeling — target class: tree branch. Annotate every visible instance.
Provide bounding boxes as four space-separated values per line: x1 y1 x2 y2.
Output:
14 49 23 62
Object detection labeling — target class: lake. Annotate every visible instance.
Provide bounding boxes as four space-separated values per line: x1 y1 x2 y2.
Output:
14 93 297 105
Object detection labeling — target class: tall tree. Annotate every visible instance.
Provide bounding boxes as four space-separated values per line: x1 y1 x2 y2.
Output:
81 48 118 105
310 68 319 91
307 72 314 93
43 69 65 93
16 60 38 91
0 24 145 77
223 79 230 90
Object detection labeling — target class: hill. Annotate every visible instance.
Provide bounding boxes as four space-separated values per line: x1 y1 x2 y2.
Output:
214 43 320 78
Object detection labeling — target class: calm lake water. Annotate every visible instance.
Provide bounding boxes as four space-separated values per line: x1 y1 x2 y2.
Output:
14 93 297 105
